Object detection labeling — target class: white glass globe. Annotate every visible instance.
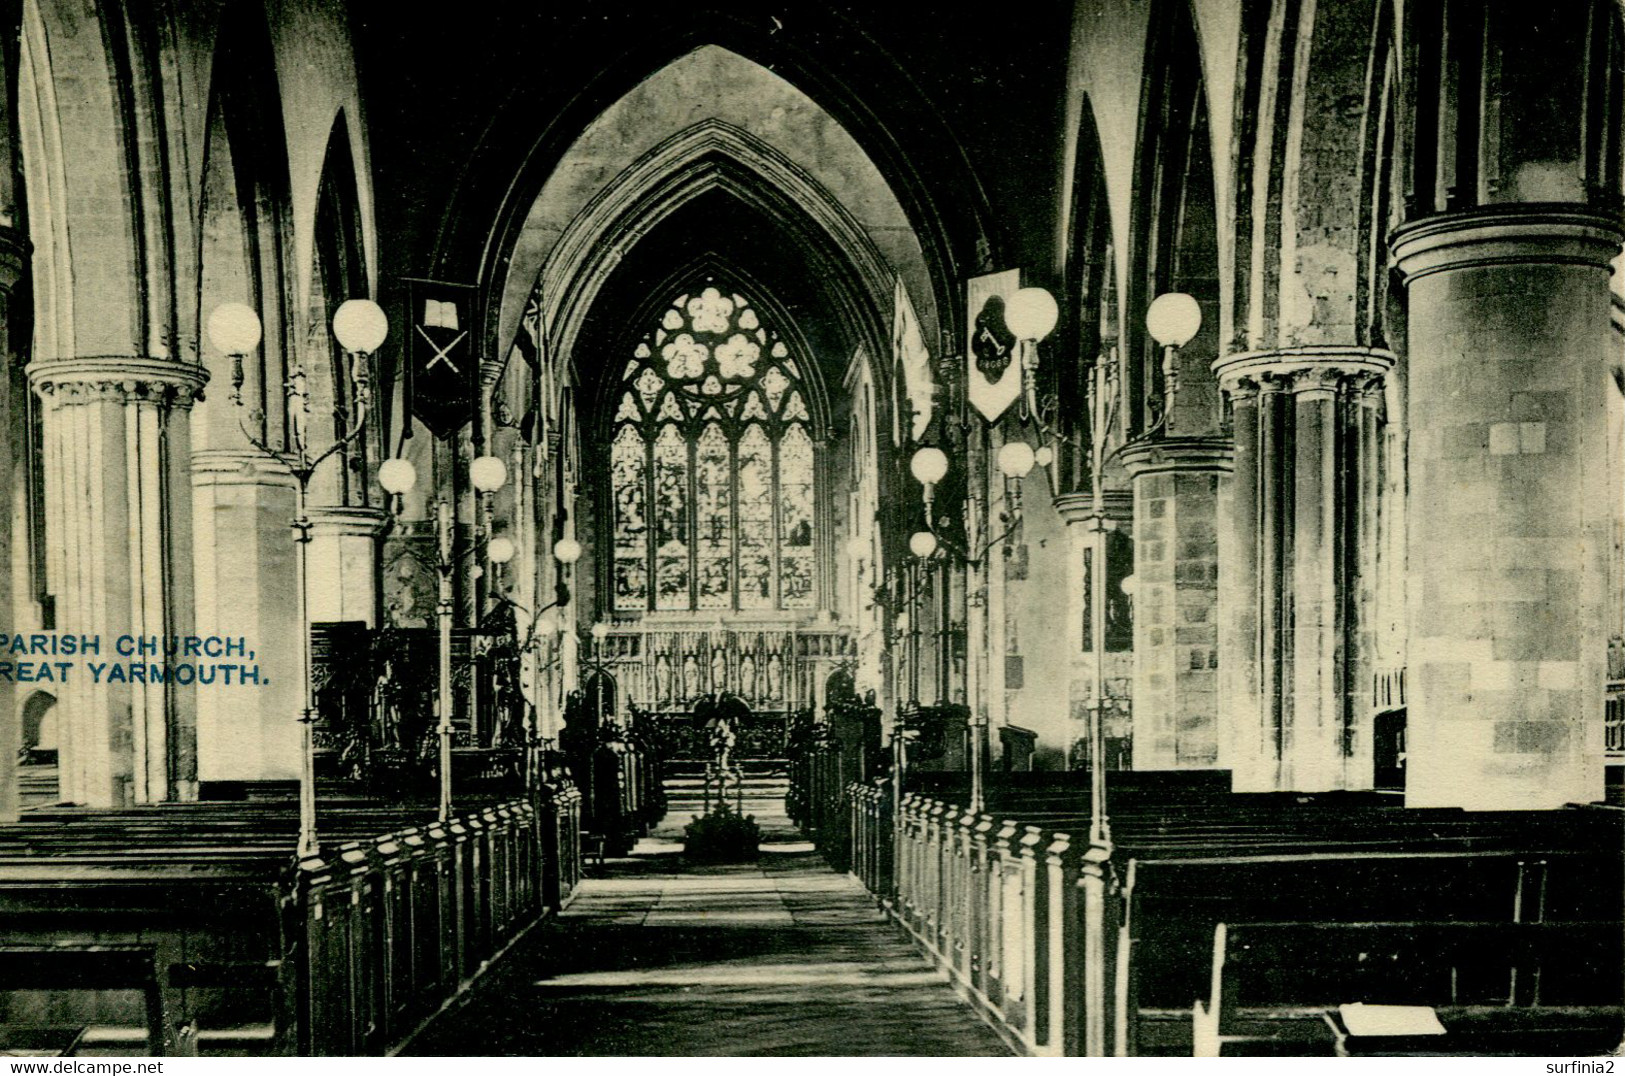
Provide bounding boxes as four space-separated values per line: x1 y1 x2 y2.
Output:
469 455 508 493
207 303 263 355
487 536 516 565
909 530 938 558
997 440 1037 478
910 446 949 486
1119 575 1137 597
1034 444 1055 467
552 537 582 565
1005 286 1059 342
590 622 610 642
1145 292 1202 348
332 298 389 354
845 535 869 561
378 457 417 495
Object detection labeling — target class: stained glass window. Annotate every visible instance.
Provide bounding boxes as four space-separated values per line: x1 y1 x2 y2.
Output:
608 284 820 613
611 425 648 609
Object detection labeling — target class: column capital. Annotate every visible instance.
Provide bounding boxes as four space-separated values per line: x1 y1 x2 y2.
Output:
29 356 209 411
1389 203 1623 285
1213 346 1396 398
1117 435 1233 479
1053 489 1133 526
306 504 390 538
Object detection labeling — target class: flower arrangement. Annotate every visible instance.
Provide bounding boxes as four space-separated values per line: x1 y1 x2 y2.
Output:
682 804 762 863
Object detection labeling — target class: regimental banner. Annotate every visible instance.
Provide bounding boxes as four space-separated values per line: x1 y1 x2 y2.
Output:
406 278 477 438
965 268 1022 423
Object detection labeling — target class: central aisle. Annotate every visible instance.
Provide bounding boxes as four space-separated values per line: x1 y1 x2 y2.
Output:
404 791 1007 1056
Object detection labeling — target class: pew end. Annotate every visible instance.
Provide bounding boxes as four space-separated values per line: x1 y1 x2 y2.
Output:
1201 920 1625 1057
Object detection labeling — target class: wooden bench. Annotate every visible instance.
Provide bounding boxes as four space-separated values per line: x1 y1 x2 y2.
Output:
1194 921 1625 1057
167 961 287 1057
0 944 166 1056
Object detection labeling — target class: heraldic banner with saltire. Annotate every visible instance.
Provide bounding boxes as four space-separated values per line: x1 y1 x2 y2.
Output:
406 278 477 438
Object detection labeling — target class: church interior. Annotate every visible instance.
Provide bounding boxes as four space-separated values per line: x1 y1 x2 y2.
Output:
0 0 1623 1058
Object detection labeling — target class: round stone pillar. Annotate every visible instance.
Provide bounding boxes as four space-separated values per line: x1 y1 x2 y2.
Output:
1054 490 1134 766
1214 347 1393 792
306 505 388 626
1117 437 1231 769
1391 206 1620 810
30 357 208 806
191 450 299 783
0 227 26 821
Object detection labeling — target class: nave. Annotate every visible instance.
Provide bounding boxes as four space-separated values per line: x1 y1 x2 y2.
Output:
1 0 1625 1058
402 793 1006 1057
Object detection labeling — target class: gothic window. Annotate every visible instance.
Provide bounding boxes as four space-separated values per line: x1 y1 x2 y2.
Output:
609 285 820 613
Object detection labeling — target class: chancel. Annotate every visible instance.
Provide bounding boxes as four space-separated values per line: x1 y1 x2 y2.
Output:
0 0 1621 1059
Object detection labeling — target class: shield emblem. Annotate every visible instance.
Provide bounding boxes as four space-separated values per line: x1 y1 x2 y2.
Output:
966 269 1022 422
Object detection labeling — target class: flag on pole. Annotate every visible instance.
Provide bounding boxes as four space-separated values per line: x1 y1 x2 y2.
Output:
965 269 1022 423
515 282 554 448
892 276 934 445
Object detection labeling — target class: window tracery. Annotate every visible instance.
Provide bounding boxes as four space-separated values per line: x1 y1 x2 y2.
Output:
610 285 818 613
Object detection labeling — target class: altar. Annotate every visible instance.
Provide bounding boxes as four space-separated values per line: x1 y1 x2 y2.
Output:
591 622 853 760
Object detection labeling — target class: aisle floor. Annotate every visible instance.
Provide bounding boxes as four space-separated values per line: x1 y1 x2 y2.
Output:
403 800 1006 1056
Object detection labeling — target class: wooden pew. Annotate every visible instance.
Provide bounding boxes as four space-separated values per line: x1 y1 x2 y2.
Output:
0 944 166 1056
0 797 557 1057
167 960 288 1057
878 778 1625 1058
1194 920 1625 1057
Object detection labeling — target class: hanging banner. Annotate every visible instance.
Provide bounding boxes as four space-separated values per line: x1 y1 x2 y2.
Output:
892 276 934 444
405 278 477 438
965 268 1021 423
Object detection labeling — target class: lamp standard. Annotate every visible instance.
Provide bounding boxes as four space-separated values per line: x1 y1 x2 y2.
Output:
908 437 1037 815
1002 285 1201 848
376 452 510 821
209 299 388 859
512 537 582 753
584 621 613 725
887 528 941 828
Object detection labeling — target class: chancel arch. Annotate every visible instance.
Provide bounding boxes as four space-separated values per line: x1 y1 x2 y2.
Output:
469 42 972 753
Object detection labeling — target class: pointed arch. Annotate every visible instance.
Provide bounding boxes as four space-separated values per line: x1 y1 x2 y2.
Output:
19 0 148 359
1053 96 1117 495
306 109 375 506
517 118 893 400
442 30 991 364
194 1 296 452
1129 0 1222 436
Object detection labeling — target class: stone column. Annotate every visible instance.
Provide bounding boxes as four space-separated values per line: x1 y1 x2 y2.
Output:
191 450 299 783
1054 490 1133 766
1117 437 1231 769
0 227 25 821
307 505 387 626
1214 348 1393 792
30 357 208 806
1391 206 1620 810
